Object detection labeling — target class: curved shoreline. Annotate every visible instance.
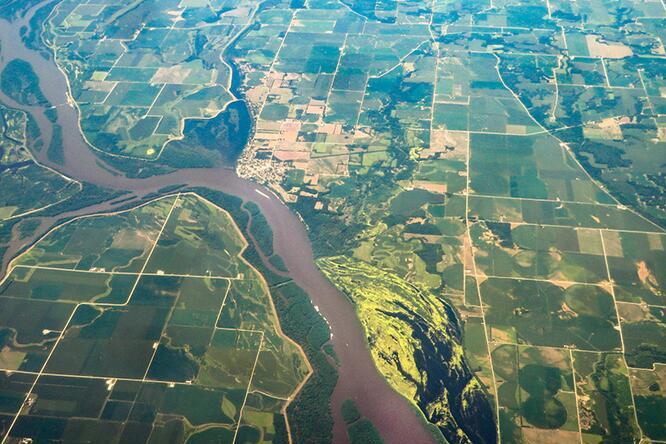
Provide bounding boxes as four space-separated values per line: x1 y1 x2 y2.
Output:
0 3 438 444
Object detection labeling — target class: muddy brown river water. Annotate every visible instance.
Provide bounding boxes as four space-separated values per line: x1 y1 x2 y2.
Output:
0 4 437 443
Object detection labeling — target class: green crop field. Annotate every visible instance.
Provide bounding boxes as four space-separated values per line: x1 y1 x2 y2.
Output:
0 194 309 443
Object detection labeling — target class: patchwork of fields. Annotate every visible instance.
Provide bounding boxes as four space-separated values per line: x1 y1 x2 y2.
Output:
0 0 664 442
224 0 666 442
0 194 309 443
45 0 259 158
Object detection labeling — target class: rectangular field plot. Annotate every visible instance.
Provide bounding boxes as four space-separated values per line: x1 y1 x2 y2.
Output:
345 33 427 78
555 57 607 86
415 157 467 195
16 197 175 272
4 375 244 444
163 276 229 329
195 329 262 390
463 316 496 394
470 222 609 284
555 86 644 126
603 231 665 306
274 32 344 74
629 365 666 441
468 97 540 134
435 53 513 102
481 278 621 351
433 103 470 131
572 352 641 442
12 376 119 441
217 279 278 331
491 344 580 442
133 382 246 437
617 304 666 369
0 267 136 304
236 392 288 444
469 133 612 203
130 274 221 310
105 82 162 107
0 372 36 442
145 196 245 277
218 279 310 398
139 275 230 384
0 297 74 372
324 90 364 127
45 304 170 378
470 195 663 232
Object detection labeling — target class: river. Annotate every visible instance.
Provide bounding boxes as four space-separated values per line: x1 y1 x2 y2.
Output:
0 3 437 444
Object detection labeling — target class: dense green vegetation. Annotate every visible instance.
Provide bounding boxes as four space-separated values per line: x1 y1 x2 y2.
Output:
160 101 253 168
320 257 496 444
272 282 337 443
18 0 57 58
341 399 384 444
0 104 80 223
46 121 64 164
244 201 275 257
341 399 361 424
0 0 44 20
348 420 385 444
0 59 49 107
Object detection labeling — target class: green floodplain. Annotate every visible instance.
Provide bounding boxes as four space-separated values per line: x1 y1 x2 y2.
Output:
0 0 665 442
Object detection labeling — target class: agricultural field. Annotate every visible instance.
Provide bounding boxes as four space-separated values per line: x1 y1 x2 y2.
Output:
0 193 309 443
225 0 666 441
44 0 259 158
4 0 664 441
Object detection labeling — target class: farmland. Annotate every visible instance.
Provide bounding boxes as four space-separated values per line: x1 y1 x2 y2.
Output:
0 0 663 441
225 0 666 441
0 194 309 443
43 0 258 159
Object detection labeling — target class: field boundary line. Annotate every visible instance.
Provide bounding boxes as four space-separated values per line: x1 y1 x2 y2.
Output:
0 369 197 387
11 264 238 281
232 332 265 444
599 230 643 438
138 195 181 382
467 217 665 235
482 274 609 288
463 107 502 440
0 307 79 444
